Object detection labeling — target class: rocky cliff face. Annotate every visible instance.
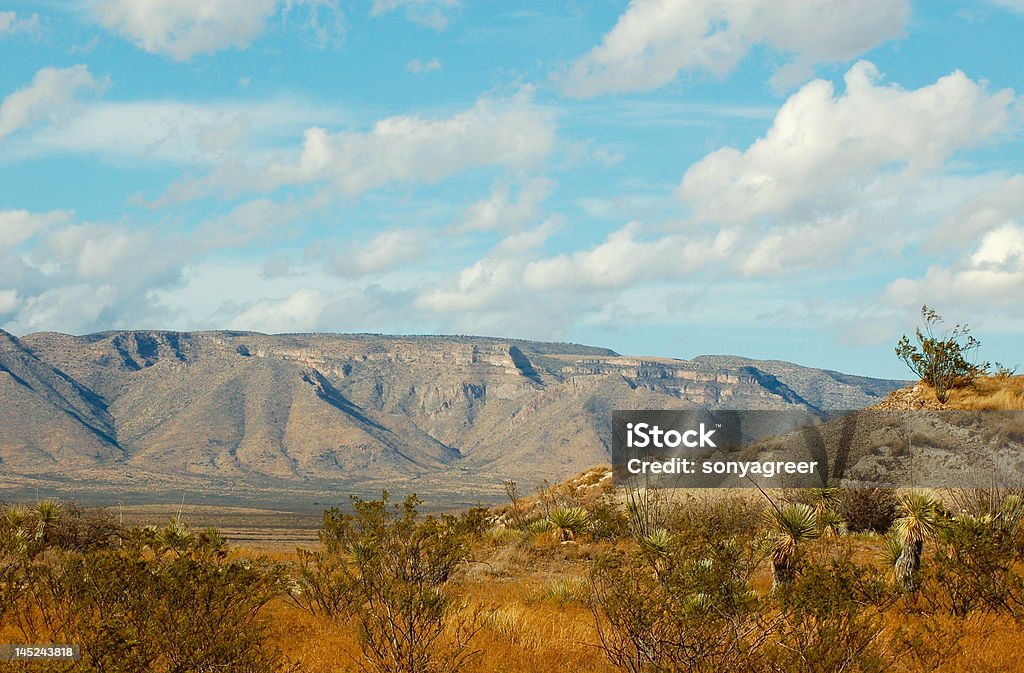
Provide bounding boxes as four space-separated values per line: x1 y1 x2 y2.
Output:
1 329 905 494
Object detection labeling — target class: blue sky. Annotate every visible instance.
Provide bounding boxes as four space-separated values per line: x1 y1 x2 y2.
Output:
0 0 1022 378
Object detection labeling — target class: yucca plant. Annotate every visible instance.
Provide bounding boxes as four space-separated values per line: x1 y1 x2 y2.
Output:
548 506 590 541
33 500 63 544
156 518 194 557
891 491 945 593
878 533 904 579
764 503 820 591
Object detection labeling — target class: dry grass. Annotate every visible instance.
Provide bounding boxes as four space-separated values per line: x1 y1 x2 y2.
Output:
249 530 1024 673
263 547 614 673
918 375 1024 410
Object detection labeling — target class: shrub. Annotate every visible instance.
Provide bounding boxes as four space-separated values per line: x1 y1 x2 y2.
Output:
4 514 294 673
923 510 1024 617
841 488 898 534
768 552 893 673
313 492 480 673
896 305 989 403
591 530 767 672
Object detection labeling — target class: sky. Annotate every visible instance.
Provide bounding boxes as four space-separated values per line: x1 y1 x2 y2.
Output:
0 0 1022 379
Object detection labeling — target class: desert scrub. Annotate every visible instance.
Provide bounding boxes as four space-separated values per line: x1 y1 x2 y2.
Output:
303 492 482 673
0 509 294 673
527 577 590 606
841 488 898 534
590 523 766 673
895 305 990 403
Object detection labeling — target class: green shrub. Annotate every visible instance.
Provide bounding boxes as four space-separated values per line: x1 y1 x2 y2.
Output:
313 492 480 673
896 305 989 402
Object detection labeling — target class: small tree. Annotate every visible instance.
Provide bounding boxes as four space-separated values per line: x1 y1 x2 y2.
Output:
895 305 989 403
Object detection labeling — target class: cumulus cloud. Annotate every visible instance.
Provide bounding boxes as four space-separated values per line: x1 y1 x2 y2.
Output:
885 222 1024 308
929 175 1024 250
167 90 555 201
561 0 909 97
458 177 554 232
0 211 191 334
227 288 326 333
678 62 1016 226
91 0 343 60
406 57 442 74
523 224 733 290
0 210 74 251
324 228 431 276
0 65 102 141
370 0 458 30
93 0 278 60
0 289 18 315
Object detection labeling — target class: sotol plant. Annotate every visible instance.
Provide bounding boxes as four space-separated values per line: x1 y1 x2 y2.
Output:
548 506 590 542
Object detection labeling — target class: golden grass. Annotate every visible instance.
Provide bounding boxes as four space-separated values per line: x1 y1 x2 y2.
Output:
919 375 1024 410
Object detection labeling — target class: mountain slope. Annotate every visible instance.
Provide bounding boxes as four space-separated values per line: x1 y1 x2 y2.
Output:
4 330 906 490
0 329 121 469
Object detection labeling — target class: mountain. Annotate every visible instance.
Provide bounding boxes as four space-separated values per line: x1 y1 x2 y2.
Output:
0 330 121 470
1 329 906 502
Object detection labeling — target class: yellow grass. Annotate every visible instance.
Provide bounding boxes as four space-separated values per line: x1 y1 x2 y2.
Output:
919 375 1024 410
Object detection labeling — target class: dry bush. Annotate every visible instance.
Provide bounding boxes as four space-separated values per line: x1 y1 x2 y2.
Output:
767 551 895 673
842 489 898 534
298 492 481 673
0 509 294 673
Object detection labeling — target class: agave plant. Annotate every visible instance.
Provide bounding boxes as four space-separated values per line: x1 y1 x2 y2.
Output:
547 506 590 542
764 503 820 591
891 491 944 593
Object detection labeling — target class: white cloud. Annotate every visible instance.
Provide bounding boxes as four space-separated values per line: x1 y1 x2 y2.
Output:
678 62 1016 226
91 0 343 60
227 288 327 333
325 228 431 276
370 0 458 30
885 223 1024 309
739 215 858 275
0 11 40 36
0 210 73 251
181 90 555 200
458 177 553 232
523 224 732 290
4 99 343 167
0 289 18 315
0 211 191 334
561 0 909 97
929 175 1024 250
406 57 442 74
0 65 102 141
92 0 278 60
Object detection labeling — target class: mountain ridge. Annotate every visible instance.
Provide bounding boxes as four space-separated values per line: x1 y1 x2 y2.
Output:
0 329 907 499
